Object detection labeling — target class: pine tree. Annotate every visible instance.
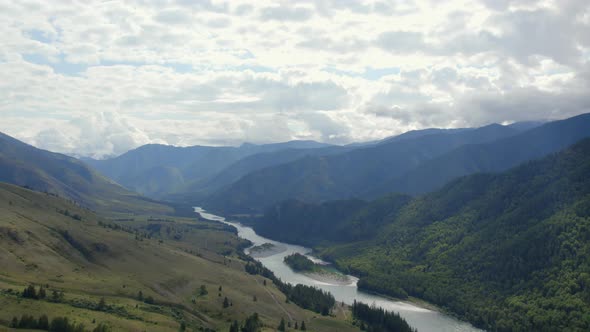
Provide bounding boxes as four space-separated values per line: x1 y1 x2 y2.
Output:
38 315 49 329
229 320 239 332
97 297 107 310
199 285 208 296
223 296 230 308
38 286 47 299
294 321 298 329
138 290 144 301
278 318 286 331
10 317 18 328
22 284 37 299
301 320 306 331
51 289 60 302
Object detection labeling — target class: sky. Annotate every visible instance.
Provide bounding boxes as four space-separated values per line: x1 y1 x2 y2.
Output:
0 0 589 158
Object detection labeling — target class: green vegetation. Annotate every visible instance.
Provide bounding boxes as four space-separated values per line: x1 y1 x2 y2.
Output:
351 301 416 332
255 138 590 331
245 259 336 315
86 140 332 199
284 253 318 272
0 131 176 215
9 314 110 332
206 113 590 214
204 122 521 213
0 182 358 332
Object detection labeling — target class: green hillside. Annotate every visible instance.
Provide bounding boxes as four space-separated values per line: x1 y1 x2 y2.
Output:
253 138 590 331
0 182 359 332
205 123 518 213
373 112 590 196
0 132 175 215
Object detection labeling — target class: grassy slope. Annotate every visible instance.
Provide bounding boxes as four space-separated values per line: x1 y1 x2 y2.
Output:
0 183 357 332
0 132 174 216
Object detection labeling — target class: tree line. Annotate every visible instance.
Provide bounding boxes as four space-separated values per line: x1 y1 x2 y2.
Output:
351 300 416 332
10 314 110 332
244 259 335 315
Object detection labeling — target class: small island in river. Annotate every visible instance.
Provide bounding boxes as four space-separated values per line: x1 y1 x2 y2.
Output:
284 253 353 285
284 252 319 272
248 242 287 258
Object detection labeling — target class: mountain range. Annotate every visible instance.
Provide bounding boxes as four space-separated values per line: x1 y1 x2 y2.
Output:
249 137 590 331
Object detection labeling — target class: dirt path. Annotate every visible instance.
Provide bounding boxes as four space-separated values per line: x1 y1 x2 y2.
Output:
253 276 293 322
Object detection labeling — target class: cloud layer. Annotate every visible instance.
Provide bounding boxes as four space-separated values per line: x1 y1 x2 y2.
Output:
0 0 588 158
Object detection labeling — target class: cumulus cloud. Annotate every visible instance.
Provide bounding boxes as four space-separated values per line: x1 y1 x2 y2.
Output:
30 112 153 159
0 0 588 156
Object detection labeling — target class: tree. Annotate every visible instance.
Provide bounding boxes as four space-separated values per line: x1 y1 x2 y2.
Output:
38 286 47 299
229 320 240 332
11 317 18 328
51 289 61 302
93 323 111 332
241 312 261 332
179 321 186 331
278 318 286 331
23 284 37 299
301 320 306 331
49 317 70 332
97 297 107 310
223 296 230 308
18 314 37 329
219 285 223 292
253 295 257 302
138 290 144 301
200 285 208 296
38 315 49 329
294 321 298 329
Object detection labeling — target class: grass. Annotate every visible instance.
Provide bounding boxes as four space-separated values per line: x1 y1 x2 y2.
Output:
0 183 358 331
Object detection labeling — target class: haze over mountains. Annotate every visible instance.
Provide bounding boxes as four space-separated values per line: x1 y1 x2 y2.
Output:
1 112 590 331
52 113 589 215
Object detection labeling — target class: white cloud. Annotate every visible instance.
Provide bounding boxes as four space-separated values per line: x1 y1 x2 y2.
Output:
0 0 588 157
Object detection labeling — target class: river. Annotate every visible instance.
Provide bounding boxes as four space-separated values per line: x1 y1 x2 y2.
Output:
196 207 481 332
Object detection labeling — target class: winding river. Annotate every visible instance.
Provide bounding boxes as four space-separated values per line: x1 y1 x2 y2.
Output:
196 208 481 332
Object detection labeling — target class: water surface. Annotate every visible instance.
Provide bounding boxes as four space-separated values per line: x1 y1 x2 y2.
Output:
196 208 481 332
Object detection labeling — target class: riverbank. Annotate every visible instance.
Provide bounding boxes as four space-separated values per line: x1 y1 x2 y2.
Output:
195 207 481 332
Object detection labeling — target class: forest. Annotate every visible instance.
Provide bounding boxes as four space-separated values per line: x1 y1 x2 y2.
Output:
253 138 590 331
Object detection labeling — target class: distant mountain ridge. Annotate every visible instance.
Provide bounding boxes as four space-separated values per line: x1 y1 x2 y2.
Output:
202 123 521 213
0 132 175 215
202 114 590 214
371 112 590 197
86 140 333 198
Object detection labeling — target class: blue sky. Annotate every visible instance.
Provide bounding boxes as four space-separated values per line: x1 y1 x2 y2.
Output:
0 0 589 158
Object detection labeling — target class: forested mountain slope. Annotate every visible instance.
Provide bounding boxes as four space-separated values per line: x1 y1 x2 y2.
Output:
332 139 590 331
254 138 590 331
204 123 519 213
86 140 332 198
372 112 590 196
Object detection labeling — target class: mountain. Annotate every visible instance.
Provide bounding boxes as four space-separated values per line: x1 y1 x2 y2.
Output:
86 140 332 198
170 145 353 202
252 137 590 331
0 132 175 215
372 112 590 196
0 182 357 331
203 123 519 213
